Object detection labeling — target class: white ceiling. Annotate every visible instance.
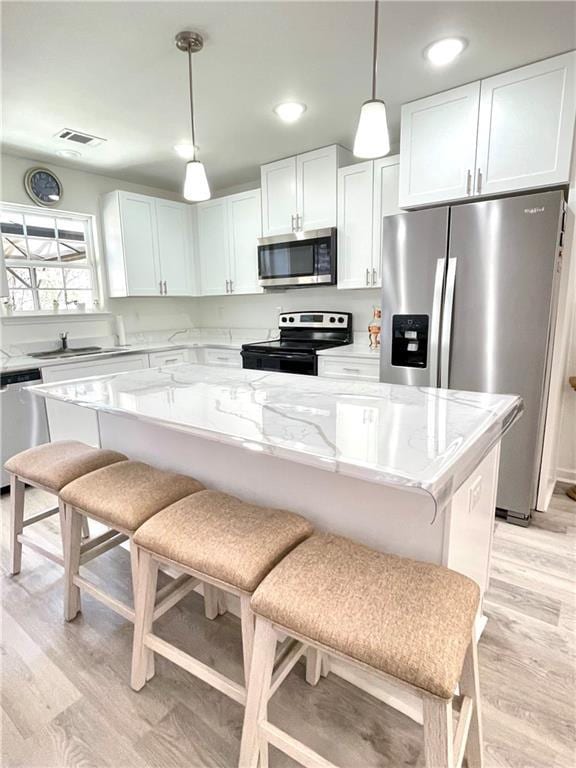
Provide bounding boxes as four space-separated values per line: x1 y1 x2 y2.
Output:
2 1 575 194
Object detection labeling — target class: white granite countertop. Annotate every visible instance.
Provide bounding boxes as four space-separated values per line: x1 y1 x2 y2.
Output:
29 364 522 503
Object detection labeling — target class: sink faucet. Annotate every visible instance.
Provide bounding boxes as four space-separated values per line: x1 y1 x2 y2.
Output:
59 332 69 351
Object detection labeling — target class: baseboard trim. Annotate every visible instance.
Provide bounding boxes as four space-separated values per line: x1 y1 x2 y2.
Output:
557 467 576 484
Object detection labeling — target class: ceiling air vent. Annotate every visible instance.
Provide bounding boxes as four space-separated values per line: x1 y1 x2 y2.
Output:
54 129 106 147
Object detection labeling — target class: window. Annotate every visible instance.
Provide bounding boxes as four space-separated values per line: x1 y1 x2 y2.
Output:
1 205 98 312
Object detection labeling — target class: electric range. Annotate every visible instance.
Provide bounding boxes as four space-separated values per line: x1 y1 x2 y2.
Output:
241 311 353 376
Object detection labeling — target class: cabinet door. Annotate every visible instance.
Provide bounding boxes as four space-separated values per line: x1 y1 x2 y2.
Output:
42 354 149 445
296 145 338 230
476 52 576 196
196 199 229 296
337 162 374 290
148 349 188 367
399 83 480 208
372 155 401 288
118 193 161 295
227 189 263 295
155 199 193 296
261 157 297 236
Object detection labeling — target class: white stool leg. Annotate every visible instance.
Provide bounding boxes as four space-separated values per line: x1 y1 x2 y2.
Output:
8 475 25 575
63 505 83 621
81 517 90 539
131 548 158 691
240 594 255 686
423 697 454 768
305 648 322 686
204 583 220 620
460 639 483 768
239 617 277 768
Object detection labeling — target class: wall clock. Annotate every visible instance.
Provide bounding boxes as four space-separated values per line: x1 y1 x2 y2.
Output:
24 167 63 207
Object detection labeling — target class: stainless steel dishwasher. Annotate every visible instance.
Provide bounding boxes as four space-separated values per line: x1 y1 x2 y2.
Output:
1 368 49 490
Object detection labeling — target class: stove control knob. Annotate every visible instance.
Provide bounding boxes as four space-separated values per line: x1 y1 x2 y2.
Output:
281 317 287 322
329 316 335 323
289 317 295 323
338 317 345 323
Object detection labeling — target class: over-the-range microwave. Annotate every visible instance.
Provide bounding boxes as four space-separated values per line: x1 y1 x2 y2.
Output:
257 227 337 288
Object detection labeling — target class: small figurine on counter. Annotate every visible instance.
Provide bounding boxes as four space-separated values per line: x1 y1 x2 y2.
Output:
368 306 381 349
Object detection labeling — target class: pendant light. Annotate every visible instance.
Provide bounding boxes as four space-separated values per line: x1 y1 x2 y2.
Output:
353 0 390 159
175 30 211 201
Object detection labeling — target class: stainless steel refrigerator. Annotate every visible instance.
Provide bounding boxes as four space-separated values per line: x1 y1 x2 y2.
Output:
379 190 566 525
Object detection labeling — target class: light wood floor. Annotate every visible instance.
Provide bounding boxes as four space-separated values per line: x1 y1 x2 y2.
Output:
1 488 575 768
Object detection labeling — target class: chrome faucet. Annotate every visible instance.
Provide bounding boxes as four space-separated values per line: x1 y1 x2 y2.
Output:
59 332 69 351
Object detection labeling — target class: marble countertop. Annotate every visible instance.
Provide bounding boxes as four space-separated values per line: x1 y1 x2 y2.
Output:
317 342 381 360
29 364 522 503
0 338 244 374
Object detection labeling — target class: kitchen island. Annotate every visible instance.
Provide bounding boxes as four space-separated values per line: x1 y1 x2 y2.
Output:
30 364 521 717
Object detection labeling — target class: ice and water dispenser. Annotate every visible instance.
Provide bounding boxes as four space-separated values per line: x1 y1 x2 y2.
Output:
391 315 429 368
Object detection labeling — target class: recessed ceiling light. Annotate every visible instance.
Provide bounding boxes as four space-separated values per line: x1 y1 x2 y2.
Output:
425 38 467 67
174 143 198 160
274 102 307 123
56 149 81 159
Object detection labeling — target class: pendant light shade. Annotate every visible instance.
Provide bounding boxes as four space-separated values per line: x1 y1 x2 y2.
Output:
184 160 211 201
353 99 390 158
353 1 390 159
176 31 211 201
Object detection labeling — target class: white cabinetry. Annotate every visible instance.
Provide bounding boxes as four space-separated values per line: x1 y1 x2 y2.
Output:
102 192 194 297
399 52 576 208
201 347 241 367
196 190 262 296
475 53 576 196
41 354 149 445
318 355 379 381
148 349 188 367
261 145 350 236
337 155 400 290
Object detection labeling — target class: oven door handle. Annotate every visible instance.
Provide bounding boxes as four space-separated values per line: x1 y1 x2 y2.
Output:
243 351 314 360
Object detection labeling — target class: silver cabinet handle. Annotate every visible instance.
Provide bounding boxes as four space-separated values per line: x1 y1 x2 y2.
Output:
297 214 302 231
159 280 163 295
229 279 233 293
163 280 167 295
476 168 482 195
466 169 472 195
291 215 295 232
343 367 361 373
365 268 370 286
225 279 229 293
372 268 377 286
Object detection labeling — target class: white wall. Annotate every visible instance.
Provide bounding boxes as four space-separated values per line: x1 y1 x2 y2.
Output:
0 152 199 347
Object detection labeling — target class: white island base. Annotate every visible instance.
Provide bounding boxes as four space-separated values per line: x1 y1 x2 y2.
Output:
97 410 500 723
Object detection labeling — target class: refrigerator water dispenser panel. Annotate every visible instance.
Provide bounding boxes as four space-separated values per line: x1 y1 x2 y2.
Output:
391 315 429 368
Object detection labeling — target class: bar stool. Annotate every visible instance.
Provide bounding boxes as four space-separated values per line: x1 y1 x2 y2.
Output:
240 534 483 768
130 490 314 704
59 460 204 623
4 440 127 574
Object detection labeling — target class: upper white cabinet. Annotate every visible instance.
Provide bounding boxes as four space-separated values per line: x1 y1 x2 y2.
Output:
399 52 576 208
475 53 576 196
261 145 351 236
337 155 400 290
196 189 262 296
102 191 194 297
399 83 480 208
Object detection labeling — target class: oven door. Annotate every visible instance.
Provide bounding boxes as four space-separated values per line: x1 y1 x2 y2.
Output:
241 350 317 376
258 228 336 287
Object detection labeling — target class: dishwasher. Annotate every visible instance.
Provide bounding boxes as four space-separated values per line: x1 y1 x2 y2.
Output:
1 368 49 490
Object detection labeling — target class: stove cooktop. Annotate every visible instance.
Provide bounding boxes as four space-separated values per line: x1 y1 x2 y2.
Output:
242 338 350 354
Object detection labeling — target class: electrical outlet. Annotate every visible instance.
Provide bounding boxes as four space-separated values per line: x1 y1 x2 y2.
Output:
469 477 482 512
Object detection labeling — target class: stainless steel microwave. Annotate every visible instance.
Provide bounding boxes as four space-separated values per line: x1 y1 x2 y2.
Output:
257 228 337 288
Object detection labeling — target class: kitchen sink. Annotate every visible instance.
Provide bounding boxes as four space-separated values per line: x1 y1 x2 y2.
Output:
30 346 131 360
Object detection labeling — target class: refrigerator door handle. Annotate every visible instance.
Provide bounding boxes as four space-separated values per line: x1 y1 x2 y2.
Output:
429 258 445 387
440 257 457 388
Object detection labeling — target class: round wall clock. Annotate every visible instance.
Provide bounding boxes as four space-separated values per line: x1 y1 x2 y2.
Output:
24 167 63 207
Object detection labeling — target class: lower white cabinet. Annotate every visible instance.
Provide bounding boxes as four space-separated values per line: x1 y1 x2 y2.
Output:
196 190 262 296
318 355 379 381
201 347 242 367
337 155 400 289
148 349 188 367
41 354 149 445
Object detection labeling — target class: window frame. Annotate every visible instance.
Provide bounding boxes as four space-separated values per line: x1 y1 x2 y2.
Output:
1 202 101 315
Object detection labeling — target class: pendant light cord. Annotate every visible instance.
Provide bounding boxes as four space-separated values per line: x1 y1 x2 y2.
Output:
187 46 197 156
371 0 379 100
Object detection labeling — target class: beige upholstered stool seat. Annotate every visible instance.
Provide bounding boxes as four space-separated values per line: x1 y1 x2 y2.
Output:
4 440 127 492
60 460 204 532
251 533 480 699
134 490 314 591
